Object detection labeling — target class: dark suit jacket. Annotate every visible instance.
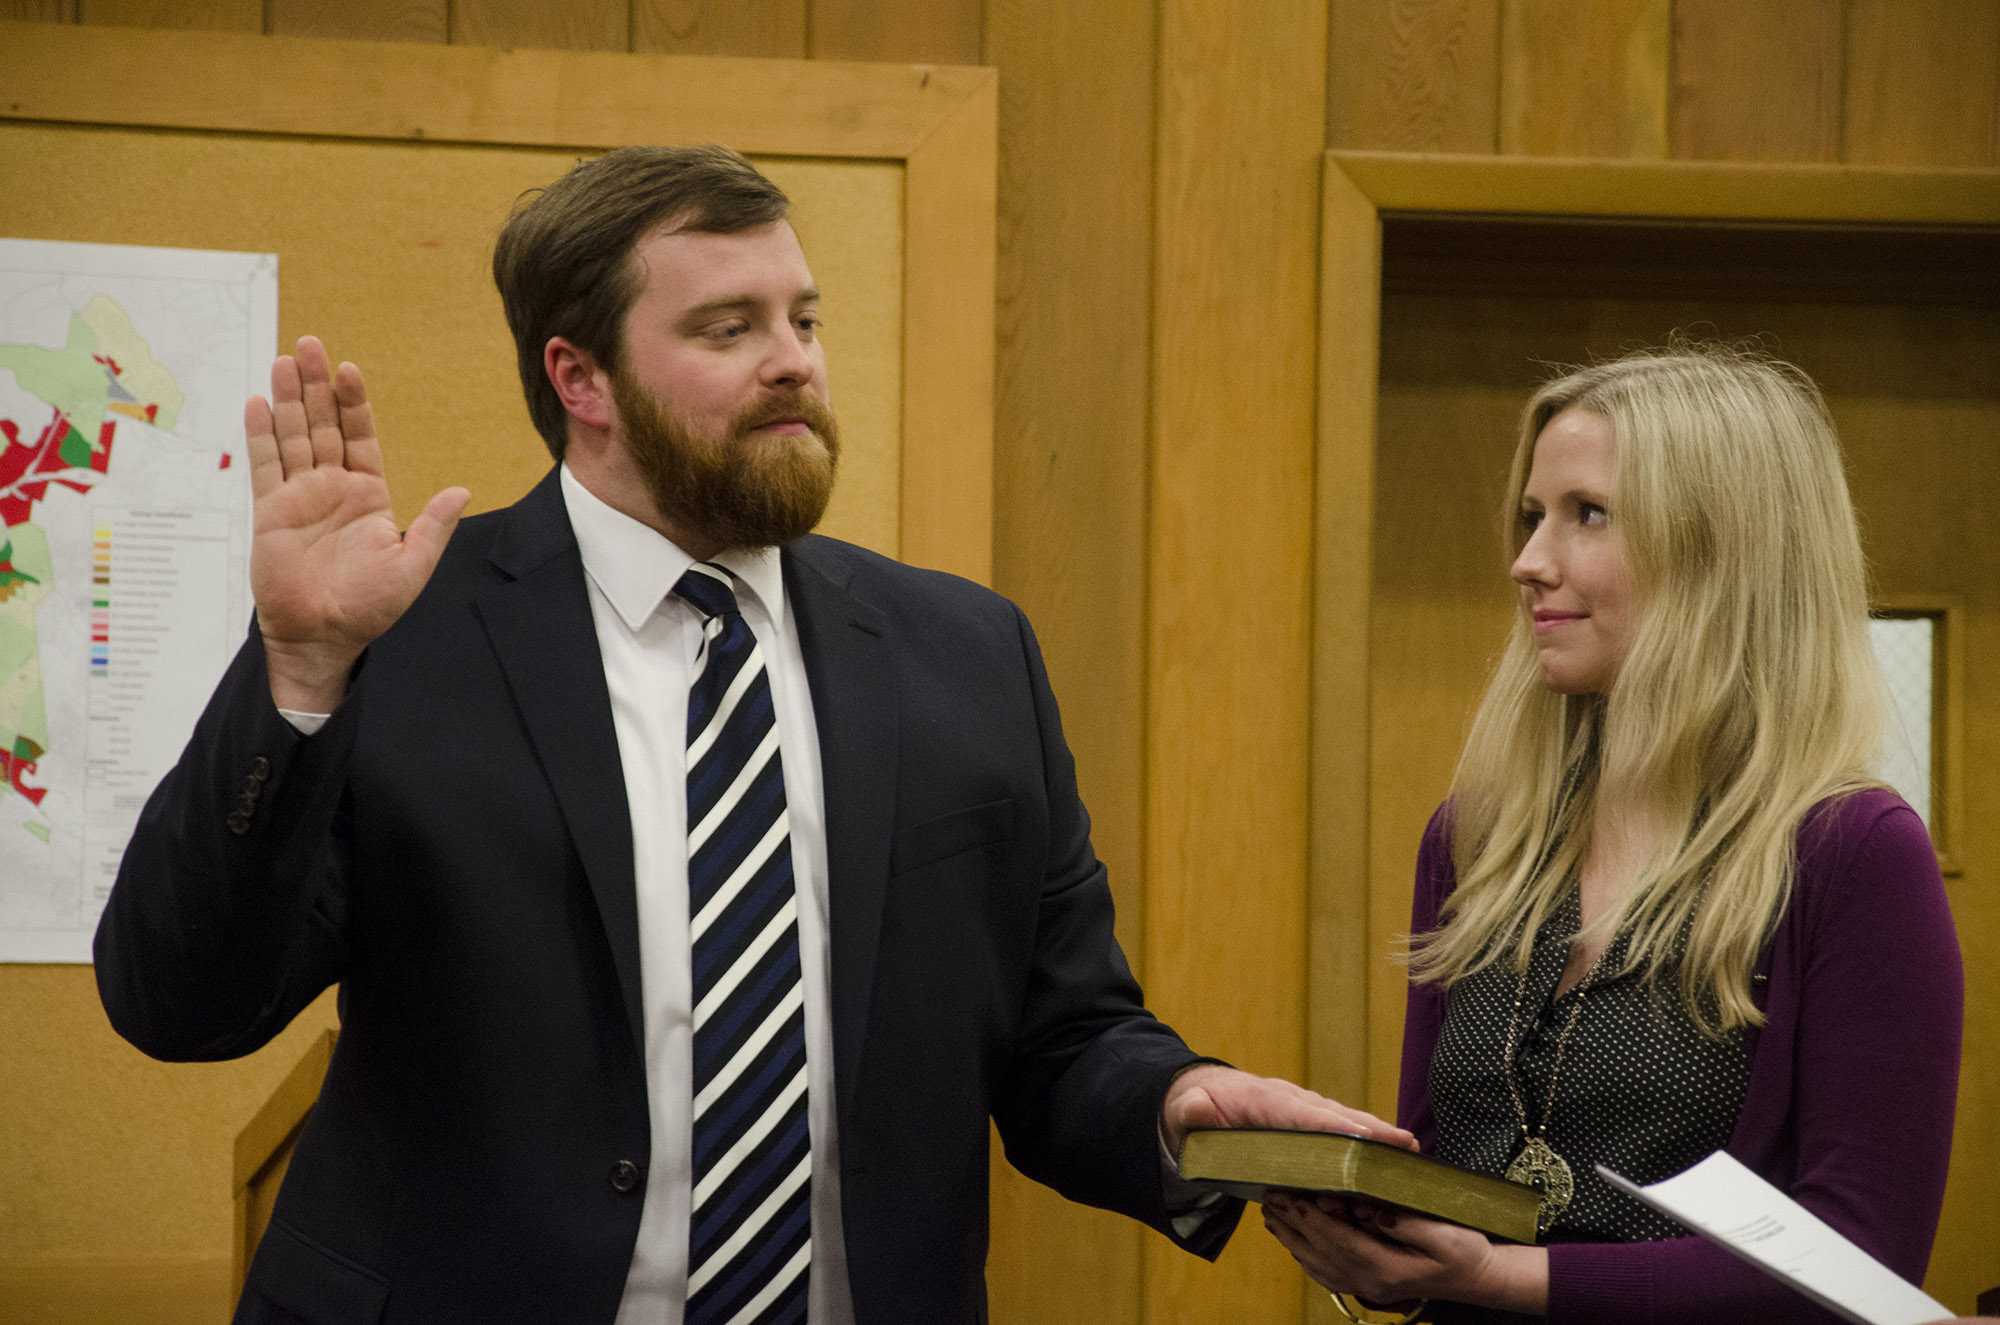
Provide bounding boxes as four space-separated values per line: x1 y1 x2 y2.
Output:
95 469 1237 1323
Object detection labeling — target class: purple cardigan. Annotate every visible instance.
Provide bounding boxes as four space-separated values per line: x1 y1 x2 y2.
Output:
1397 789 1962 1323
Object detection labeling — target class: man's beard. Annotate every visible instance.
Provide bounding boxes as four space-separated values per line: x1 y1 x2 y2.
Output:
612 369 840 555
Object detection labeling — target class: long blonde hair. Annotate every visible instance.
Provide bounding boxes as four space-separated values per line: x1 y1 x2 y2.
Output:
1408 344 1883 1032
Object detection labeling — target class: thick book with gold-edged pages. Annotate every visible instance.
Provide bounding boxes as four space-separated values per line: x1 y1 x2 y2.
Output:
1176 1128 1542 1244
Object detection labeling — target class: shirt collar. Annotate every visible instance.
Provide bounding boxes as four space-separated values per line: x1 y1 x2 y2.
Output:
559 463 786 632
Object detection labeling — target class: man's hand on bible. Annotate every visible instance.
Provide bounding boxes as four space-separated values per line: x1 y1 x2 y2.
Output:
1160 1064 1416 1157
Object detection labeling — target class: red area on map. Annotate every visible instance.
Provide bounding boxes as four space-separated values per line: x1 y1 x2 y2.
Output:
0 408 120 529
0 751 47 807
0 413 55 489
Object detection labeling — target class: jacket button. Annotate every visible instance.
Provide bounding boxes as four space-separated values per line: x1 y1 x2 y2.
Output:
226 812 251 836
608 1160 643 1194
249 755 271 781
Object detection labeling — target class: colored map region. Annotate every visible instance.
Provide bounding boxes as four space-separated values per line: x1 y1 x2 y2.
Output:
0 238 272 962
0 296 187 809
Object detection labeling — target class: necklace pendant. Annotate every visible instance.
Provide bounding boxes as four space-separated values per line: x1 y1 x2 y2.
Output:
1504 1135 1574 1236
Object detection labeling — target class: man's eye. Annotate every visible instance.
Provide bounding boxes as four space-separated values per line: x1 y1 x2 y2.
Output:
706 322 749 341
796 314 823 336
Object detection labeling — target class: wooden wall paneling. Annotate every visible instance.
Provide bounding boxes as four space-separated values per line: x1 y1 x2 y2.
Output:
1326 0 1501 153
1670 0 1843 161
1368 287 1547 1114
0 17 997 620
809 0 981 64
0 957 337 1319
1310 158 1382 1136
0 23 991 168
1147 0 1326 1319
898 73 997 584
986 0 1154 960
0 1260 229 1324
0 0 72 17
1498 0 1670 158
632 0 805 57
79 0 260 29
982 0 1154 1316
1328 151 2000 225
268 0 448 43
0 66 987 629
1844 0 2000 167
449 0 628 51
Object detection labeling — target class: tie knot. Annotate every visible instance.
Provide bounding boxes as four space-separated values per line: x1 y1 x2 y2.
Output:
673 563 741 621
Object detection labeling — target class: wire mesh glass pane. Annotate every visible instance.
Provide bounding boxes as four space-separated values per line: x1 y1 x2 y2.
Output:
1869 616 1934 829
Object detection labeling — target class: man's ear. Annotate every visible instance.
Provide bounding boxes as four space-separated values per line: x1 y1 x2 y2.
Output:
544 337 614 433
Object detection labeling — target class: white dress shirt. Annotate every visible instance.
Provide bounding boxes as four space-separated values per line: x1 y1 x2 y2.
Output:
552 467 855 1325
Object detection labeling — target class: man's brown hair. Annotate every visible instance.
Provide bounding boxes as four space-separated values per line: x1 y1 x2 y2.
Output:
492 144 791 459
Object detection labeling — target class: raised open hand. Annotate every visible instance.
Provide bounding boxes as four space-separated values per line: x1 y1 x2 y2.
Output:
248 336 469 712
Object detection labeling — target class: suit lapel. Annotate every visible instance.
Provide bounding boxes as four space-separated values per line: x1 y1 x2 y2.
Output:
785 539 897 1127
473 470 645 1063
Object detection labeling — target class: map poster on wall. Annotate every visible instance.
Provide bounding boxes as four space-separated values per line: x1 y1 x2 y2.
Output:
0 239 274 962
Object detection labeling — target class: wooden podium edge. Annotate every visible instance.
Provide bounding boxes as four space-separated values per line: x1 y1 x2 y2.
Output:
231 1028 337 1292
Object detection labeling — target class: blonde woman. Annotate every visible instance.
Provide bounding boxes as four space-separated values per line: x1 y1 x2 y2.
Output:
1265 346 1962 1322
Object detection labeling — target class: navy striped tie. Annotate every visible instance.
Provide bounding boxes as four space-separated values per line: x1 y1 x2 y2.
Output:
676 563 811 1325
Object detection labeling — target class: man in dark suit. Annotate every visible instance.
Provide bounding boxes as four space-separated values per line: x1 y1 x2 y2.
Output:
96 146 1405 1323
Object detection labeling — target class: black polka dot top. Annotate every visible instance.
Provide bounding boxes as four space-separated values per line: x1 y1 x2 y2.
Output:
1429 884 1752 1246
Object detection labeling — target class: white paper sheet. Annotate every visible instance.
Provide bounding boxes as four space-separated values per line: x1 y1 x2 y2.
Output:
1598 1152 1950 1325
